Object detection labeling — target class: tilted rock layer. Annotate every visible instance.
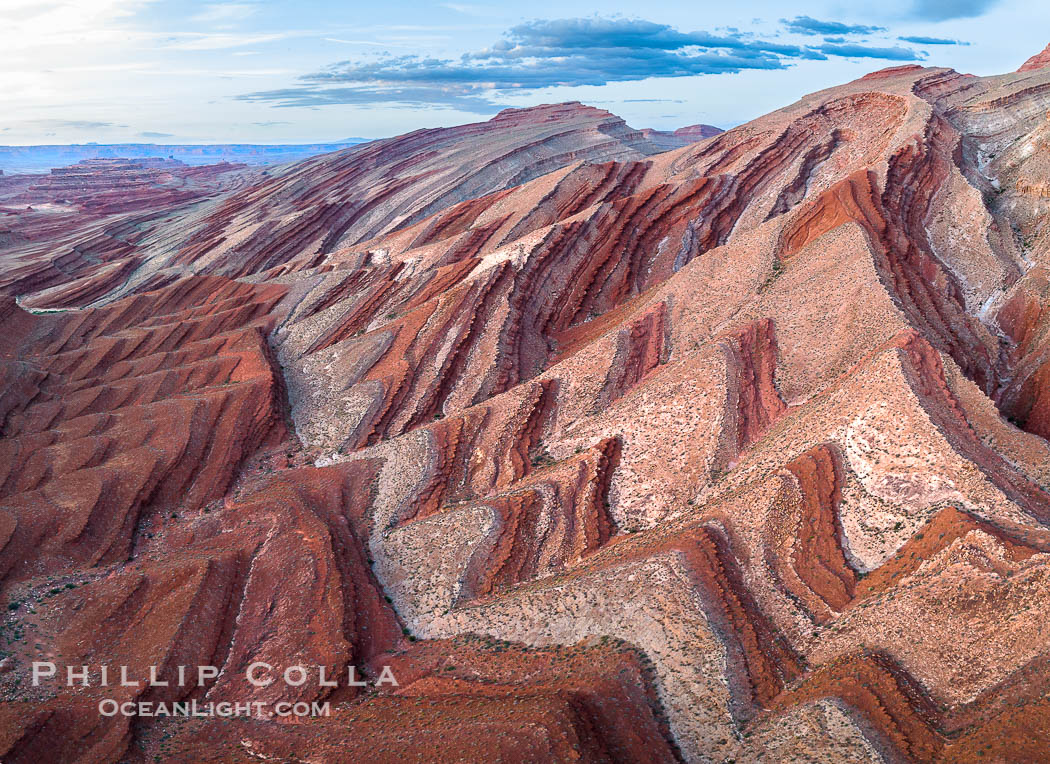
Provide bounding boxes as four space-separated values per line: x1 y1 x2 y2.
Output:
2 47 1050 763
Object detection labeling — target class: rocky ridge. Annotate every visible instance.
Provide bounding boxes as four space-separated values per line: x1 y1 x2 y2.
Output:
1 45 1050 763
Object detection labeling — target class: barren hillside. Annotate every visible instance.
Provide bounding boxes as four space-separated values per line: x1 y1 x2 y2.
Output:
2 46 1050 764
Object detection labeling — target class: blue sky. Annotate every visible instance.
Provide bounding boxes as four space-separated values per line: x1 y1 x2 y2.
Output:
1 0 1048 144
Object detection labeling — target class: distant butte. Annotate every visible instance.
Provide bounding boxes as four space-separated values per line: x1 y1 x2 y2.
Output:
641 123 723 149
672 123 724 139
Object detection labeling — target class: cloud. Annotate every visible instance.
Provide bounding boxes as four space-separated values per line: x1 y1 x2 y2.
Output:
441 2 497 14
479 18 808 58
190 3 257 26
909 0 1001 20
818 43 924 60
163 32 288 50
239 85 505 112
163 26 345 51
240 17 925 112
138 131 174 138
0 0 158 57
28 119 115 130
324 37 413 48
781 16 887 36
898 35 969 45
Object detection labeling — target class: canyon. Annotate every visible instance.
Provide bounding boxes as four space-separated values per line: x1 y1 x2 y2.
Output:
1 47 1050 764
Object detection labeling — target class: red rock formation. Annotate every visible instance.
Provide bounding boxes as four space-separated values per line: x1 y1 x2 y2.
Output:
7 49 1050 764
860 64 926 80
1019 42 1050 72
598 302 669 405
0 277 288 581
767 651 943 760
780 445 856 616
139 103 683 282
0 159 247 308
462 436 621 598
129 639 680 763
641 124 723 149
722 318 786 451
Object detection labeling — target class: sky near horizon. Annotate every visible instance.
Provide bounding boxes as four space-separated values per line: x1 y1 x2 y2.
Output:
1 0 1048 145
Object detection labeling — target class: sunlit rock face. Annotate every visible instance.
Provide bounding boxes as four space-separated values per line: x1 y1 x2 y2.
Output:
3 45 1050 764
1019 42 1050 72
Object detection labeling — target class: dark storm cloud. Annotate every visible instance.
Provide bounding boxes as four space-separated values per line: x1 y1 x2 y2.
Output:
781 16 887 36
238 17 925 113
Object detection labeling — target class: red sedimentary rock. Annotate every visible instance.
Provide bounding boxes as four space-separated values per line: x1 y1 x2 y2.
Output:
722 318 786 451
1019 43 1050 72
5 46 1050 763
463 436 621 598
860 64 926 80
780 131 1001 399
771 440 1050 623
780 444 855 616
129 639 680 763
599 301 669 406
767 650 944 760
0 276 288 582
0 160 245 308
